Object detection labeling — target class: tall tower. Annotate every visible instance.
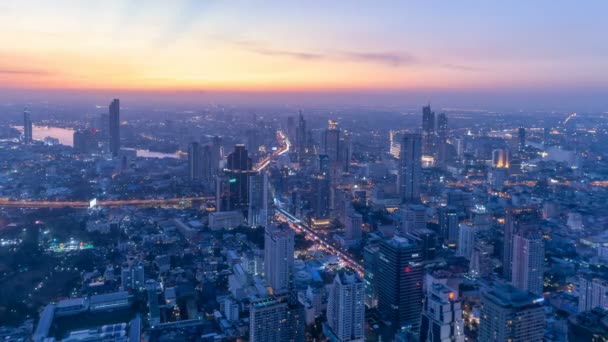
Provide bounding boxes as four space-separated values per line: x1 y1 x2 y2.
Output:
457 223 475 260
511 230 544 295
311 173 331 220
436 113 448 168
518 127 526 152
264 225 295 294
323 120 341 161
109 99 120 157
188 142 202 182
296 111 307 160
23 108 33 143
503 207 540 281
224 145 255 211
422 105 435 156
377 236 424 333
478 282 545 342
399 133 422 204
325 272 365 342
248 171 269 227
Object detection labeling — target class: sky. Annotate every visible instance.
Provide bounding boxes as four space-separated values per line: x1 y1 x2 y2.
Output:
0 1 607 109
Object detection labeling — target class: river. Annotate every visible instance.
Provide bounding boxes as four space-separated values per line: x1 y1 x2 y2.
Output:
13 125 181 159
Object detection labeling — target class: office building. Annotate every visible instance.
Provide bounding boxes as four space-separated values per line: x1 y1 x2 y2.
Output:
578 274 608 312
224 145 255 211
325 272 365 342
109 99 120 157
420 280 465 342
210 136 222 177
323 120 341 161
296 111 307 159
438 206 459 243
121 263 145 291
188 142 202 182
311 173 331 220
377 236 424 333
264 225 295 294
511 230 544 295
364 244 380 308
503 207 540 281
399 133 422 204
248 171 269 227
457 223 475 260
436 112 447 168
422 105 435 156
23 109 33 143
518 127 526 152
345 211 363 241
402 204 427 234
478 282 544 342
249 297 288 342
492 149 510 168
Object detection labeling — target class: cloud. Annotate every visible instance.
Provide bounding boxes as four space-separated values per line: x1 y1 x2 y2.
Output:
0 68 51 76
338 51 416 67
440 63 483 72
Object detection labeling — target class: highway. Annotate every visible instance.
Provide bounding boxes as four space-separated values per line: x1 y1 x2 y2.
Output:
275 207 364 276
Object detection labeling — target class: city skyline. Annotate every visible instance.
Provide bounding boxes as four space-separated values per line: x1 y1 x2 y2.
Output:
0 1 607 109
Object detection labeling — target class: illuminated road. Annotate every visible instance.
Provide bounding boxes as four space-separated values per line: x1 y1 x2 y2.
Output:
275 207 364 276
254 130 290 171
0 197 214 209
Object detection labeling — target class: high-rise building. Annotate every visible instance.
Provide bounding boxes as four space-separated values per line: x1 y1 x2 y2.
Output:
457 223 475 260
478 282 545 342
323 120 341 161
311 173 331 220
210 136 222 177
248 171 269 227
377 236 424 333
517 127 526 152
399 133 422 204
422 105 435 156
249 297 288 342
325 272 365 342
470 243 494 279
188 142 202 182
511 230 544 295
109 99 120 157
121 263 145 291
420 280 465 342
23 109 33 143
146 280 161 326
436 113 448 168
363 243 380 308
264 225 295 294
287 116 296 146
296 112 307 159
402 204 427 234
492 149 510 168
503 207 540 281
224 145 255 211
577 274 608 312
345 211 363 241
438 206 459 243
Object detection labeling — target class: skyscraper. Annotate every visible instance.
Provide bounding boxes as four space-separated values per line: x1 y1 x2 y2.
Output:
224 144 255 211
478 282 545 342
287 116 296 145
210 135 222 177
578 274 608 312
23 108 33 143
422 105 435 156
420 280 465 342
503 207 540 281
511 230 544 295
377 236 424 333
457 223 475 260
323 120 341 161
248 171 269 227
325 272 365 342
518 127 526 152
264 224 295 294
188 142 202 182
363 243 380 308
296 111 307 160
311 173 331 220
109 99 120 157
399 133 422 204
436 112 448 168
249 297 288 342
438 206 459 243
